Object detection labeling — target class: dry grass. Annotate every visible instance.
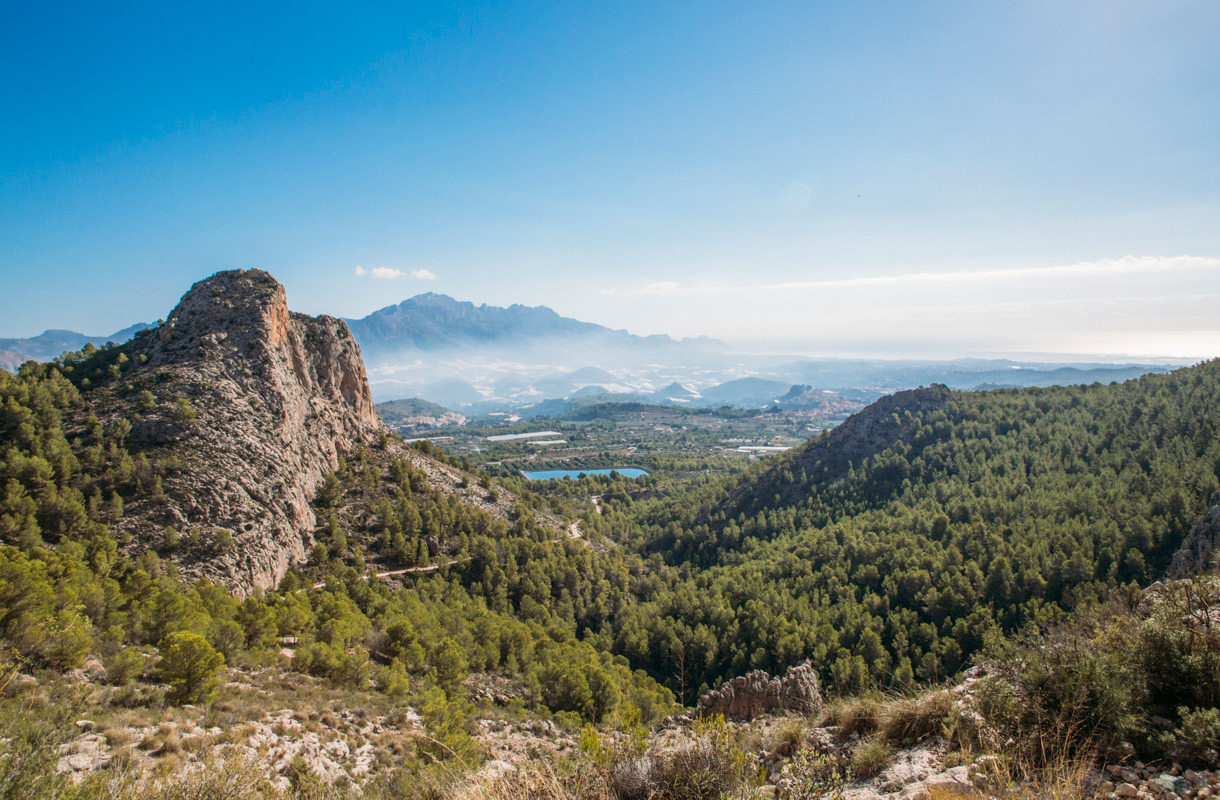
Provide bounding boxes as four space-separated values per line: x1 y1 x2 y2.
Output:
180 732 213 754
104 726 139 748
850 737 895 779
820 688 953 747
937 748 1095 800
158 724 183 754
879 689 953 746
769 718 807 758
124 752 303 800
461 762 613 800
820 695 884 739
215 722 257 745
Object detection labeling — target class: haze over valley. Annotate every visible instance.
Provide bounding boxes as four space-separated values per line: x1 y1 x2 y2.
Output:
1 292 1187 418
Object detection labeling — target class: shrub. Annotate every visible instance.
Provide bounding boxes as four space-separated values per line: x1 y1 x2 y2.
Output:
981 613 1142 760
1175 707 1220 765
644 715 762 800
776 748 850 800
213 528 234 554
106 647 145 686
976 579 1220 763
157 631 224 704
1139 581 1220 710
174 396 197 424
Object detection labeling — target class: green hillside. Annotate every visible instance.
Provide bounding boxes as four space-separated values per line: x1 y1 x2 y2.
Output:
605 361 1220 696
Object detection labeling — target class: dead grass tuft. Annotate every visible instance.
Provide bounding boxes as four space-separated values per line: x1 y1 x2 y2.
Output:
879 689 954 746
104 726 139 748
769 718 807 758
850 736 895 779
821 695 884 739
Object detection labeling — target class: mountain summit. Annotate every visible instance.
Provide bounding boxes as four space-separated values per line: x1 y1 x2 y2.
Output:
344 292 726 355
97 269 383 591
342 292 728 403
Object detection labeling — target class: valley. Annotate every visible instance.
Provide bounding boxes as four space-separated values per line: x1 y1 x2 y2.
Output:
390 402 838 482
2 270 1220 800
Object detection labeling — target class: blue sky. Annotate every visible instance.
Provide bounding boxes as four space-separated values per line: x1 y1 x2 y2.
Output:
2 1 1218 357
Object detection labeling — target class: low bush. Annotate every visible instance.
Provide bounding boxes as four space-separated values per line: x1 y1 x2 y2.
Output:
1174 706 1220 765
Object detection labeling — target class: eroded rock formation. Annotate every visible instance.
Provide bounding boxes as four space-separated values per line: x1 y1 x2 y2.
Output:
693 661 823 721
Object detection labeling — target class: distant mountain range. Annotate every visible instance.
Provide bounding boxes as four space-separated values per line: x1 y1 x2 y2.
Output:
0 324 151 365
1 291 1189 414
344 293 725 357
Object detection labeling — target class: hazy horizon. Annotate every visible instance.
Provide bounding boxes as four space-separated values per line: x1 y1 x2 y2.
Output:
2 278 1215 365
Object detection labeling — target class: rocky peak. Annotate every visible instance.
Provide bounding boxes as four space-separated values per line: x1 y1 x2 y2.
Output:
111 269 383 593
162 269 289 343
155 270 377 426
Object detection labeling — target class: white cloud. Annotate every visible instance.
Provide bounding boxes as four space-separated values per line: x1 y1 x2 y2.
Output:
604 255 1220 297
354 266 437 280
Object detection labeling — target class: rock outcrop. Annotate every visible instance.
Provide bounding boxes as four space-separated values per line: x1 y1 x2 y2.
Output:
693 661 823 721
101 269 382 593
1169 491 1220 578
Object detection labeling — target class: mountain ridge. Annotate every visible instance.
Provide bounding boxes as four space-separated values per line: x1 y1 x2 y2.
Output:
0 322 152 365
345 292 727 355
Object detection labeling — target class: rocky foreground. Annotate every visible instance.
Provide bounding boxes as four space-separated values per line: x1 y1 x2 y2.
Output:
29 653 1220 800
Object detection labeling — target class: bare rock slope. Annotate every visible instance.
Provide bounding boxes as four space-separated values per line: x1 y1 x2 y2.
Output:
102 270 382 592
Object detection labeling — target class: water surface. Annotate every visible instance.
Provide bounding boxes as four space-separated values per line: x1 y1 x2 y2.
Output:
521 467 650 480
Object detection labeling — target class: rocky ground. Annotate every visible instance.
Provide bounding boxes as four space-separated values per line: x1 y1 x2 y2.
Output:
30 653 1220 799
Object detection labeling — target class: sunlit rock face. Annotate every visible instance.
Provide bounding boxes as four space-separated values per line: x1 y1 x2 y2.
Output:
109 269 382 594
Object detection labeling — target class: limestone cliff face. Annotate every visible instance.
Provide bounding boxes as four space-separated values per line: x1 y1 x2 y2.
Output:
110 270 382 593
